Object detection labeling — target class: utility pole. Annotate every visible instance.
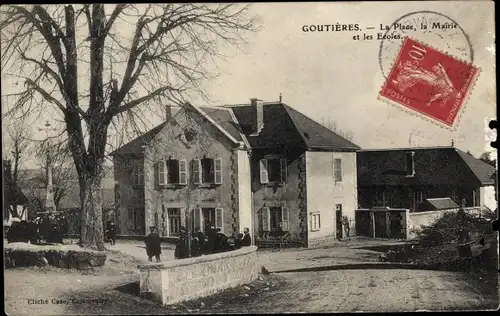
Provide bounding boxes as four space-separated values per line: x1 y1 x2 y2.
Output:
38 120 57 215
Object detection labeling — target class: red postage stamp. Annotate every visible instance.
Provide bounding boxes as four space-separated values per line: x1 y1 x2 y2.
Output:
379 37 480 128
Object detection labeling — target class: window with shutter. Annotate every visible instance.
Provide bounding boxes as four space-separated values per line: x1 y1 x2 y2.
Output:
281 207 289 231
215 208 223 232
260 159 269 184
179 160 188 185
214 158 223 184
262 207 270 231
280 158 287 182
158 161 166 185
192 159 201 184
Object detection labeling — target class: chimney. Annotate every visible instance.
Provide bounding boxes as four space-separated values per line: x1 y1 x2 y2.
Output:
165 104 172 123
250 98 264 135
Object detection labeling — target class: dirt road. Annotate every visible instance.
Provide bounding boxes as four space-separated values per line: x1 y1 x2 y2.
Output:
5 239 498 314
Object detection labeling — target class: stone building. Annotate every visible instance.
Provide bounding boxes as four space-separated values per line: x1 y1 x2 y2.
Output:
111 99 360 247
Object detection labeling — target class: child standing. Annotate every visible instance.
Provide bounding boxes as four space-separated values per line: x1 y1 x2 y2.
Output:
145 226 161 262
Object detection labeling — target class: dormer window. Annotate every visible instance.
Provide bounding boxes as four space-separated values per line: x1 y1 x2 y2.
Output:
405 151 415 177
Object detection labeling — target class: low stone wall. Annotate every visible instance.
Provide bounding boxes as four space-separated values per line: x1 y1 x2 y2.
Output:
308 235 337 248
407 207 481 239
138 246 259 305
4 242 107 269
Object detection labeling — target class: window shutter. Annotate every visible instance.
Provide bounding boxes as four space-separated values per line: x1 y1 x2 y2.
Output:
260 159 269 184
215 207 223 232
280 158 287 182
192 159 201 184
282 207 289 231
158 161 166 185
214 158 223 184
179 159 188 185
262 207 270 231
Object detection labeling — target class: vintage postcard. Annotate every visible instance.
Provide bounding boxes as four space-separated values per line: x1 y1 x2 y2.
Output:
2 1 497 314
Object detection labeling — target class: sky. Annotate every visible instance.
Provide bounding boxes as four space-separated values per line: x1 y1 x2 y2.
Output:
1 2 496 169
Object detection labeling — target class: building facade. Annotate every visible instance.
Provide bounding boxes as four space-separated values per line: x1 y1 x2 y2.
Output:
111 99 360 248
357 147 497 213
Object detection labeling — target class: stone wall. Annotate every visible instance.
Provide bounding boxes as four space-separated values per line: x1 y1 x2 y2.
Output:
138 246 259 305
407 207 481 239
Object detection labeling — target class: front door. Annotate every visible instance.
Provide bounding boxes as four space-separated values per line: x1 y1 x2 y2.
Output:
336 209 343 240
374 212 387 238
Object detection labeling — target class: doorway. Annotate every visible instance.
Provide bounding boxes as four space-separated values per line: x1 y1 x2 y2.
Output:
335 204 343 240
133 208 145 235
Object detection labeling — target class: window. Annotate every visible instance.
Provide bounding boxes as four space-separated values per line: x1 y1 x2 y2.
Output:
167 208 181 236
262 206 289 231
334 158 342 182
195 207 224 233
406 152 415 177
132 163 144 185
415 191 424 204
193 158 223 185
260 157 287 184
310 213 321 231
335 204 342 212
158 159 188 185
167 159 180 184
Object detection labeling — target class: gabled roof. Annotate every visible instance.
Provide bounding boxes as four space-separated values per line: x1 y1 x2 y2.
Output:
109 122 167 156
229 102 360 151
198 106 243 142
111 101 359 155
456 149 496 185
357 147 496 187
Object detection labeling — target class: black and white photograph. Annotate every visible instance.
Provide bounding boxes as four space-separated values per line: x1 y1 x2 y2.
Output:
2 2 498 314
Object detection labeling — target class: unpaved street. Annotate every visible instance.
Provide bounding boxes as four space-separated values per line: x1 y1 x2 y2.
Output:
4 240 498 314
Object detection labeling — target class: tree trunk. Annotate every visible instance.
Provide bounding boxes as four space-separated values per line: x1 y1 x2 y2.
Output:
79 172 105 251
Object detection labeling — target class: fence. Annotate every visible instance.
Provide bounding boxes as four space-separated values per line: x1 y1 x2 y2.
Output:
355 207 483 240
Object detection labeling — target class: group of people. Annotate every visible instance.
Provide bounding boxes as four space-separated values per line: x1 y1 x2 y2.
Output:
144 225 252 262
6 213 69 245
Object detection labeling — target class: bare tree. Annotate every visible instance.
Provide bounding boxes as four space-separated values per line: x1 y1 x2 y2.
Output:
479 152 496 167
321 118 354 142
1 4 257 250
3 117 33 219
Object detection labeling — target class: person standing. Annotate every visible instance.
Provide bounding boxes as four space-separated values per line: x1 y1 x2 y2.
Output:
205 225 217 255
234 233 244 249
106 221 117 245
241 227 252 246
191 227 205 257
145 226 161 262
174 226 189 259
214 228 230 253
342 216 351 241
